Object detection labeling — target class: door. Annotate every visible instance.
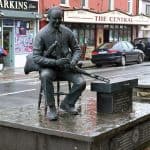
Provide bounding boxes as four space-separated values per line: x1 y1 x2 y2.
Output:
103 29 109 43
3 27 14 67
125 42 138 62
121 41 133 62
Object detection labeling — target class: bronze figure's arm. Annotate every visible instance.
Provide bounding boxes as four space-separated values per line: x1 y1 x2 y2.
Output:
44 41 58 57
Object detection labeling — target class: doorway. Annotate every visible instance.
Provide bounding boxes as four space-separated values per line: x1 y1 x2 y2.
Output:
104 29 109 43
3 27 14 67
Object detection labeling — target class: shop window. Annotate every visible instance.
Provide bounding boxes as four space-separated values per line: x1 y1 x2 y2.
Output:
104 25 109 29
14 20 34 54
87 29 94 45
3 19 14 26
146 5 150 16
114 30 119 41
108 25 132 42
109 30 114 42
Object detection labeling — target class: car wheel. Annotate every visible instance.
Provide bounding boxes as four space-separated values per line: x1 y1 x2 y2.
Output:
120 56 126 66
137 55 143 64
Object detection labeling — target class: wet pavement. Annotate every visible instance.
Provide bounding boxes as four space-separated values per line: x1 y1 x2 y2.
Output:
0 67 38 83
0 64 150 149
0 88 150 140
0 86 150 150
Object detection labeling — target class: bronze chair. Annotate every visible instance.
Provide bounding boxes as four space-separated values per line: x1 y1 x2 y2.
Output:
38 80 71 115
38 62 82 115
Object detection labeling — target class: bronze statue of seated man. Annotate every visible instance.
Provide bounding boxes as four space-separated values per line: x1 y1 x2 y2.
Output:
32 6 86 121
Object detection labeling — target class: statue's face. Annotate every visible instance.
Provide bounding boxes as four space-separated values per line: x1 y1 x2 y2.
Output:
50 10 62 29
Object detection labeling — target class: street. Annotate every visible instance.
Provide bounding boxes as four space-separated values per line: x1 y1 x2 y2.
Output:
0 61 150 110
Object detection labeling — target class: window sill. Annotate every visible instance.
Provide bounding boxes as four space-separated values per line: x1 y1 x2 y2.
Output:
59 4 70 8
82 6 89 9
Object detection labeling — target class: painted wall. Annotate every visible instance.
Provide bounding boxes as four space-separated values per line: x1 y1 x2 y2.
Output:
39 0 138 14
137 0 150 38
139 0 150 15
115 0 138 15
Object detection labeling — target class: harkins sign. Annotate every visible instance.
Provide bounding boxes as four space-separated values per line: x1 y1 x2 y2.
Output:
64 10 150 25
0 0 38 11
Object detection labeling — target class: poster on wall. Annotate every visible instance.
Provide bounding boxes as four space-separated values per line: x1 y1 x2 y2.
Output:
15 21 33 54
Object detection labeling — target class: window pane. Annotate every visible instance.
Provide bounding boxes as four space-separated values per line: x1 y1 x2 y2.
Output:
3 19 13 26
128 0 132 14
146 5 150 16
0 20 2 46
112 43 123 51
109 30 114 42
82 0 88 7
82 0 85 6
61 0 65 4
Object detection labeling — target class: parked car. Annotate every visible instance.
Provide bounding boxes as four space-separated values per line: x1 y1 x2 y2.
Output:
133 37 150 60
91 41 145 67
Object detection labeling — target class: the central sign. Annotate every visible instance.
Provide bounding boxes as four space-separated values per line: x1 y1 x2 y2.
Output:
64 10 150 25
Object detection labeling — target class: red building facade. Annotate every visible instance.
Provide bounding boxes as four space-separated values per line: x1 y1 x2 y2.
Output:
39 0 138 14
39 0 149 59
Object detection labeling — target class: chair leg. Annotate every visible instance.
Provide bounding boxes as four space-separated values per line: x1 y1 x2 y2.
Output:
38 84 43 110
44 100 48 116
38 80 71 114
68 81 71 92
57 81 60 107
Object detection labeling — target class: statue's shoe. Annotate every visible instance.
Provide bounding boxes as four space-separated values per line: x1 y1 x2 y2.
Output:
47 107 58 121
60 102 79 115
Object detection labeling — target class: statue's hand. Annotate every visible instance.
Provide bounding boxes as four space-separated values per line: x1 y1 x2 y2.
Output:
55 58 70 68
69 60 77 70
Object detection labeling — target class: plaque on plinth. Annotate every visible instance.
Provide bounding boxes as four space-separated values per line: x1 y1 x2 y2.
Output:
91 78 138 113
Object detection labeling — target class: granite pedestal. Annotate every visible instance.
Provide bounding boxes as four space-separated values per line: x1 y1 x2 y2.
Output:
91 78 138 113
0 95 150 150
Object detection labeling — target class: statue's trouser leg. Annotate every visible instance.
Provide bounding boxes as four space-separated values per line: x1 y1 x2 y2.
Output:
40 69 56 107
60 72 86 107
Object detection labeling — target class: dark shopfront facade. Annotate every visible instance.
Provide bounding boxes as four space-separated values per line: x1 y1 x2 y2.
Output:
64 9 150 60
0 0 40 68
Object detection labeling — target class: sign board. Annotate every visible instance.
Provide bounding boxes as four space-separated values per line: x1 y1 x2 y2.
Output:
0 0 38 11
64 10 150 25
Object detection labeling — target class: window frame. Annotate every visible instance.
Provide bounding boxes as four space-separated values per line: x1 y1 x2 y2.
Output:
146 5 150 16
60 0 69 7
128 0 133 14
82 0 89 9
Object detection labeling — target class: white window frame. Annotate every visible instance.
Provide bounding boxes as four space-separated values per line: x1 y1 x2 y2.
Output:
128 0 133 14
109 0 114 10
146 5 150 16
82 0 89 9
60 0 69 7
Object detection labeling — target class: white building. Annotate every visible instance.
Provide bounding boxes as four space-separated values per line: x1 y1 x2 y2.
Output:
138 0 150 37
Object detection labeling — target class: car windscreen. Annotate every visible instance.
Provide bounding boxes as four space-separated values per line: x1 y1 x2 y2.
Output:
98 43 114 50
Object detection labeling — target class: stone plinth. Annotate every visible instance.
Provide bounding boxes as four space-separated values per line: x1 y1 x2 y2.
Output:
91 78 138 113
0 100 150 150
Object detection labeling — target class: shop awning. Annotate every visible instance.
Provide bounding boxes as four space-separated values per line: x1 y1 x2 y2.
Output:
0 10 42 19
64 9 150 25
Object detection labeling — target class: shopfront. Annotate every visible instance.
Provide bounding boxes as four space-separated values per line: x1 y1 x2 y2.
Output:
0 0 40 68
64 10 150 59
